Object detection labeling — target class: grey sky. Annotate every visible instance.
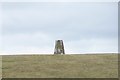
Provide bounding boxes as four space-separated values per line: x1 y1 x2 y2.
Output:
1 2 118 54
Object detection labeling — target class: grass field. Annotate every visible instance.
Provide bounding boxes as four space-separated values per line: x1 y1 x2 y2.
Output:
2 54 118 78
0 56 2 79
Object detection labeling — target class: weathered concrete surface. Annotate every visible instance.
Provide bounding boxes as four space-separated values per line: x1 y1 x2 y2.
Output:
54 40 65 54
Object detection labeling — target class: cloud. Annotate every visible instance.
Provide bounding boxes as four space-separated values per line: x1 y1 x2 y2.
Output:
1 0 119 2
1 2 118 54
0 3 2 52
2 33 118 54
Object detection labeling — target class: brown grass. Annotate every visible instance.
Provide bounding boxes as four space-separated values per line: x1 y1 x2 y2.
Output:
0 56 2 79
2 54 118 78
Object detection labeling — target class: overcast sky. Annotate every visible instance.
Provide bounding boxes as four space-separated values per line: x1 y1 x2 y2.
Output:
0 2 118 55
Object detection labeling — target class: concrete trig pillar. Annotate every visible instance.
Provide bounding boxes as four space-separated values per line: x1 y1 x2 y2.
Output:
54 40 65 54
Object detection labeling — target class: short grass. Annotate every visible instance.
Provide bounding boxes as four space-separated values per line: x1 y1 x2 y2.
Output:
0 56 2 79
2 54 118 78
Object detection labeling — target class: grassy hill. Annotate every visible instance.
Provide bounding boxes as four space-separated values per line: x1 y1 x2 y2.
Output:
2 54 118 78
0 56 2 79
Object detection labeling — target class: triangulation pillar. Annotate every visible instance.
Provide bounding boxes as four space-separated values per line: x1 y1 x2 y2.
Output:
54 40 65 54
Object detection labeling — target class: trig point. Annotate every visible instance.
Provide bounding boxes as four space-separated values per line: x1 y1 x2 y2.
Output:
54 40 65 54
